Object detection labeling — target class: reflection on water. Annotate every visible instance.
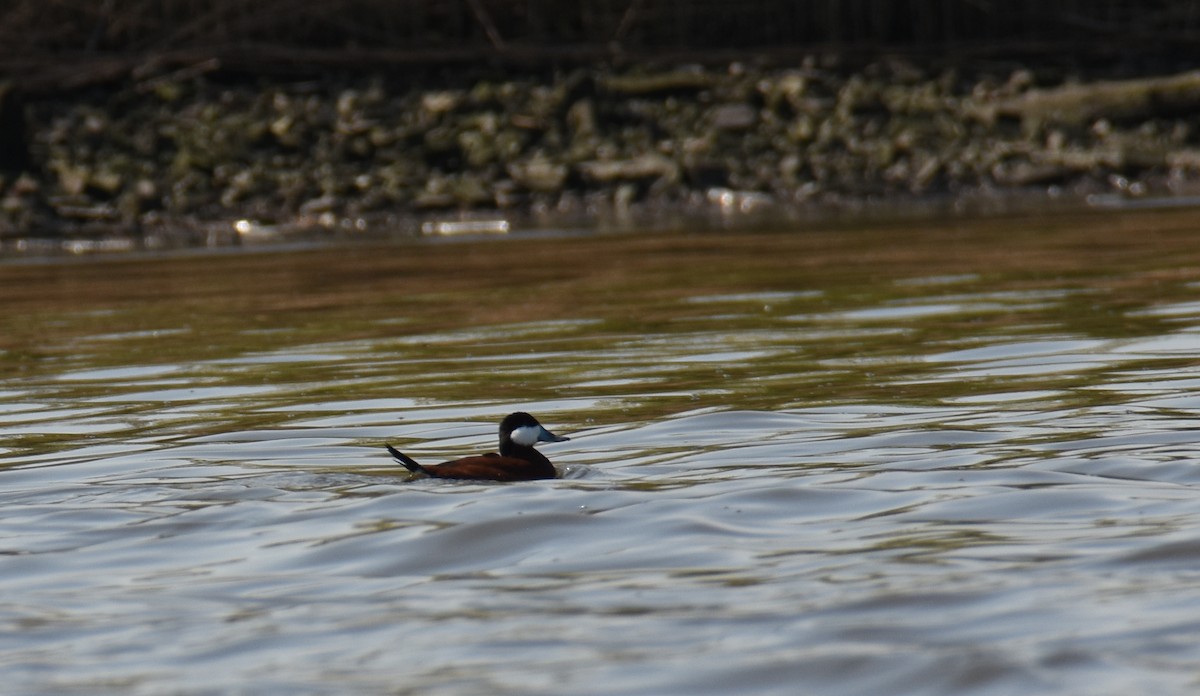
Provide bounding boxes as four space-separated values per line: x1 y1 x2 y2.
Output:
4 208 1200 694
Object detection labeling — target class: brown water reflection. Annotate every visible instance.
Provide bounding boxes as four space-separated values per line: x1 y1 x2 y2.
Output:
3 206 1199 371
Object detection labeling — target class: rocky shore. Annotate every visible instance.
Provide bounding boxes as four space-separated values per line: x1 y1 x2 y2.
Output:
5 57 1200 247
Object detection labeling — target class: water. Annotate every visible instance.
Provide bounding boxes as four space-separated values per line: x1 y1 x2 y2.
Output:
4 208 1200 694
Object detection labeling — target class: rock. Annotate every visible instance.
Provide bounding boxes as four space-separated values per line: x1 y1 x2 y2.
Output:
421 91 462 117
417 174 458 208
90 168 124 194
759 72 808 113
710 103 757 130
269 114 296 143
414 189 455 209
457 130 494 168
11 59 1200 236
577 154 680 184
508 157 567 192
55 164 89 196
567 99 596 138
300 195 338 214
451 175 492 206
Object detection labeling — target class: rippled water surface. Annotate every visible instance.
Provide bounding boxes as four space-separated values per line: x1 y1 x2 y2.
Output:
5 209 1200 694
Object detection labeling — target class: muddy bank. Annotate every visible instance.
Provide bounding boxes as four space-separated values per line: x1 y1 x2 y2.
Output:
4 57 1200 247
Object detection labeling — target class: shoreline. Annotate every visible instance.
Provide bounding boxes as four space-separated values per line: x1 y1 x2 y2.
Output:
4 57 1200 253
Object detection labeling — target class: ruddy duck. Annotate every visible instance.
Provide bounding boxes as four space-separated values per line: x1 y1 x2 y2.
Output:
386 412 570 481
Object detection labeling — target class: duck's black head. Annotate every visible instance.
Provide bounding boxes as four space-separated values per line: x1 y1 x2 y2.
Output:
499 412 570 452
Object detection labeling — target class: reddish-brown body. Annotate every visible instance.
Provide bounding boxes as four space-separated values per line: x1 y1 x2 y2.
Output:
408 453 557 481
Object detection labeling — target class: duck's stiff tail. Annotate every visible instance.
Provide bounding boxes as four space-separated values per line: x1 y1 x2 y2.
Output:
386 444 429 476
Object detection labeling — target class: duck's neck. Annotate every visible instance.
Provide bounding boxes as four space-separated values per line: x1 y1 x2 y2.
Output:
501 440 552 467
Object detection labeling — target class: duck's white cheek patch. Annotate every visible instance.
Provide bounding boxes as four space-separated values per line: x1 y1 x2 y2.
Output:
510 426 541 446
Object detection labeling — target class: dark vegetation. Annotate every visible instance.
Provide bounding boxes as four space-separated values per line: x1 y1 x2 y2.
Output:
3 1 1198 89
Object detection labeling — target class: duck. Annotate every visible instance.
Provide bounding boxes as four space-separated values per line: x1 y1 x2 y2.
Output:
386 412 570 481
